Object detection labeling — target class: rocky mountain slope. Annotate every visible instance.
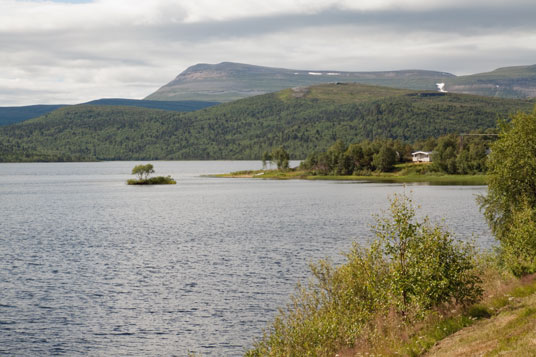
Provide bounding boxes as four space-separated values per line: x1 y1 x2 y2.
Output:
145 62 454 102
444 64 536 98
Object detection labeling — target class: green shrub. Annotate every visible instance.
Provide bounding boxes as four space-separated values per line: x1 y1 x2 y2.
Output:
246 194 482 355
499 201 536 276
374 194 482 314
247 246 388 356
479 109 536 244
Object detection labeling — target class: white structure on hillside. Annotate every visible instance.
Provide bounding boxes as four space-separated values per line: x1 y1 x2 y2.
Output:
411 151 432 162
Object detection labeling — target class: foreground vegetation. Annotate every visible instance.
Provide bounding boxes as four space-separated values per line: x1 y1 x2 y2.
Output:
246 109 536 356
0 83 533 162
246 194 483 356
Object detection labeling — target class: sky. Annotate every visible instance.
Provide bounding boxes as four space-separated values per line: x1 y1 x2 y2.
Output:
1 0 535 106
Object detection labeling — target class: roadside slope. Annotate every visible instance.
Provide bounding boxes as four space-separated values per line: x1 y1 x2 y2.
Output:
427 288 536 356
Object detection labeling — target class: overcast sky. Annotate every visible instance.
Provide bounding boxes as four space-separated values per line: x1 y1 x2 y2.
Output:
1 0 535 106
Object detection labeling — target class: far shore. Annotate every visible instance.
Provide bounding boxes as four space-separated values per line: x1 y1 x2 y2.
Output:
210 169 488 185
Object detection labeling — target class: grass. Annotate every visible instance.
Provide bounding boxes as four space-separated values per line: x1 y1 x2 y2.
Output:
127 176 176 185
424 277 536 357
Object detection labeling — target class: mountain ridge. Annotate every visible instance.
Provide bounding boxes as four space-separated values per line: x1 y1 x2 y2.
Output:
145 62 454 102
146 62 536 102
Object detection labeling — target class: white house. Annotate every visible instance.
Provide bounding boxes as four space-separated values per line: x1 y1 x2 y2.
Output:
411 151 432 162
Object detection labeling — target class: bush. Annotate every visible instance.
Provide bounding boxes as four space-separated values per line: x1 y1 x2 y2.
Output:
247 194 482 355
479 108 536 275
374 194 482 313
499 202 536 276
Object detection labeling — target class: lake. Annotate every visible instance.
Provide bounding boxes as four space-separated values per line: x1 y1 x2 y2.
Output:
0 161 492 356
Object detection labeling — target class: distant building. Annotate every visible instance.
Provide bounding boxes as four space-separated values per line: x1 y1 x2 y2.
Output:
411 151 432 162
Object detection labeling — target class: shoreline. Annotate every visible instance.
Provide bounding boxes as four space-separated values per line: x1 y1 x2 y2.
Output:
211 169 488 185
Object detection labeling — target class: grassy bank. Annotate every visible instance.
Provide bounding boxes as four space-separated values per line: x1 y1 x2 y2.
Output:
246 239 536 357
423 276 536 356
339 270 536 356
214 167 487 185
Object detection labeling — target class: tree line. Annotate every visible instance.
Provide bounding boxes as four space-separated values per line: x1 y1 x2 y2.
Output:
295 130 496 175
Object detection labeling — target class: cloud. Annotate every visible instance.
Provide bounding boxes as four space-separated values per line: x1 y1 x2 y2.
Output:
1 0 535 105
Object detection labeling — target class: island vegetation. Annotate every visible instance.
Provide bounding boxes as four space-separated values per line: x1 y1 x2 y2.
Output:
127 164 176 185
246 109 536 356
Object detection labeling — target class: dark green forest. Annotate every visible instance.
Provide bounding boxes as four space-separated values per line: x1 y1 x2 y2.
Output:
0 83 533 162
0 104 65 127
0 99 218 127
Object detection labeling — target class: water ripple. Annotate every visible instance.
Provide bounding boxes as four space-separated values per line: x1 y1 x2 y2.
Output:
0 161 492 356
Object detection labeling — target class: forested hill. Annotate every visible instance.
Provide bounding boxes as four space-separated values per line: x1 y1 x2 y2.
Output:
0 83 534 162
0 99 218 127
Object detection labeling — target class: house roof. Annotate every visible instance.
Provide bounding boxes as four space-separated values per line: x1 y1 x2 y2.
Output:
411 151 432 155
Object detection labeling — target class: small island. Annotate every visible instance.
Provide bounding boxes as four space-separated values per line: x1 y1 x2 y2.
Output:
127 164 176 185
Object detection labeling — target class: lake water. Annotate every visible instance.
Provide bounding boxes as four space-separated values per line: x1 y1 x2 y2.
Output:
0 161 493 356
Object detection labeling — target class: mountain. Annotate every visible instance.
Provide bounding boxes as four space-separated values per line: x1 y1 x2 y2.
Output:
145 62 454 102
443 65 536 98
2 83 533 162
0 99 219 127
145 62 536 102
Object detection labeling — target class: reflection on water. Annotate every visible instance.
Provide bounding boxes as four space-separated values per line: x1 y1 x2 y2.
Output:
0 161 491 356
